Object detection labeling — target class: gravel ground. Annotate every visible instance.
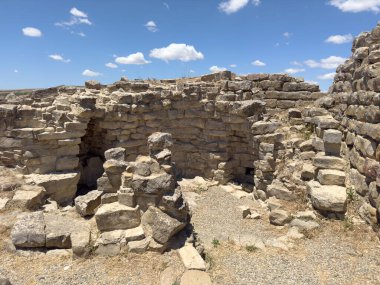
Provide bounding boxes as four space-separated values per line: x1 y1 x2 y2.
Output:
0 248 184 285
191 186 380 285
191 186 287 249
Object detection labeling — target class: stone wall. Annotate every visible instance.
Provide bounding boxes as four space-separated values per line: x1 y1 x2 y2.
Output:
0 72 322 204
308 22 380 224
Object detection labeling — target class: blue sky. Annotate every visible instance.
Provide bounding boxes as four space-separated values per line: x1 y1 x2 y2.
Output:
0 0 380 90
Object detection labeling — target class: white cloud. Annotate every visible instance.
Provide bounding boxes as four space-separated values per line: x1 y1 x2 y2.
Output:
304 56 346 69
210 65 227 73
291 61 303 66
49 54 71 63
56 7 92 27
14 69 18 73
77 32 86 37
252 0 261 6
325 34 353 44
190 69 195 73
115 52 151 65
163 2 170 9
329 0 380 13
284 68 305 74
70 7 88 18
22 27 42 37
230 64 237 68
305 80 319 85
219 0 249 14
145 21 158 32
252 60 266 66
283 32 292 38
150 43 204 62
317 72 336 80
105 62 118 68
82 69 102 77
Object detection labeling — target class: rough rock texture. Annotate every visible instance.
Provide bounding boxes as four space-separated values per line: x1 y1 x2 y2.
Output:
11 211 45 248
75 190 102 216
307 181 347 214
95 203 141 231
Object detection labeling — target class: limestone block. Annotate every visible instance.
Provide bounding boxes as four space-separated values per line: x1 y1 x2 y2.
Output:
251 121 280 135
141 206 185 244
269 209 291 226
177 244 206 271
317 169 346 186
11 185 46 210
25 172 80 204
347 168 369 196
354 135 376 157
267 180 296 201
11 212 45 248
301 163 315 180
307 181 347 214
75 190 103 217
313 154 347 171
95 202 141 231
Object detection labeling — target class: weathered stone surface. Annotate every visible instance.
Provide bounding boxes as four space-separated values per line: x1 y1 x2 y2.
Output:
11 212 45 248
267 180 296 201
269 209 291 226
177 244 206 271
131 173 175 195
301 163 315 180
313 154 347 171
180 270 212 285
75 190 103 216
347 168 369 196
11 185 45 210
127 238 150 253
142 206 184 244
95 202 141 231
104 147 126 161
44 213 71 248
25 172 80 204
307 181 347 214
317 169 346 186
147 132 173 154
0 277 11 285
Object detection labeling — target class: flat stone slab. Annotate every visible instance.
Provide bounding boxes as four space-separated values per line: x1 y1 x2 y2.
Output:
95 202 141 231
0 198 9 210
177 244 206 271
11 211 45 248
25 172 80 204
317 169 346 186
307 181 347 213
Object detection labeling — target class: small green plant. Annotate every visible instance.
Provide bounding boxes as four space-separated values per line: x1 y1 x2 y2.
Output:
171 281 180 285
212 238 220 248
346 187 358 203
245 245 258 252
343 216 354 231
301 124 313 140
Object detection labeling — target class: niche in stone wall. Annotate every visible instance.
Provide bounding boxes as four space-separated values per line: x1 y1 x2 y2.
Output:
77 118 106 195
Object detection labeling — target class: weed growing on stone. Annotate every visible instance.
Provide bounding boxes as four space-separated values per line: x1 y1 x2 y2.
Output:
346 187 358 203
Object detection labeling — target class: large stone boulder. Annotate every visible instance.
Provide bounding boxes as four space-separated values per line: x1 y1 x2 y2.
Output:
307 181 347 214
131 173 175 195
180 270 212 285
24 172 80 205
95 202 141 231
44 213 72 248
11 212 45 248
141 206 185 244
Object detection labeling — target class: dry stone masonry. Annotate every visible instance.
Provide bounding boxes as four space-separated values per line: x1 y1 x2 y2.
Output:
3 23 380 276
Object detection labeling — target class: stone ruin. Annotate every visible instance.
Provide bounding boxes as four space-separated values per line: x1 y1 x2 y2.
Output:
2 21 380 278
